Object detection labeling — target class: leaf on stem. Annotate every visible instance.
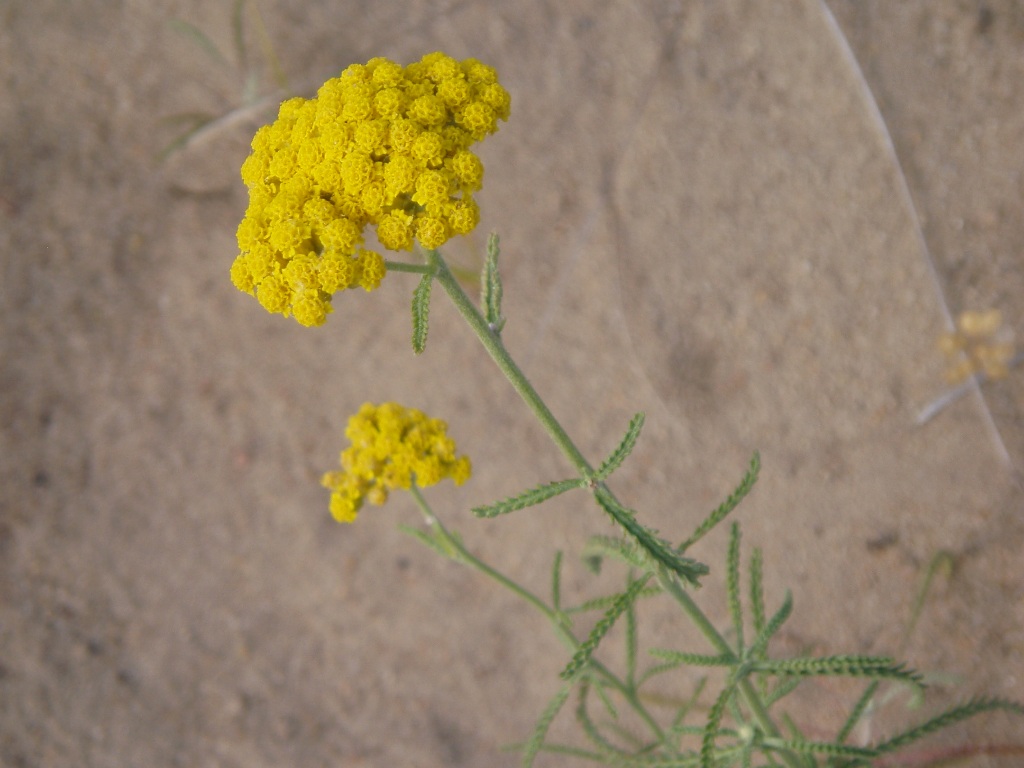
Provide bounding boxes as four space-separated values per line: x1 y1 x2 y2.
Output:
595 412 645 480
748 590 793 660
751 656 924 688
481 232 505 333
871 697 1024 755
551 550 563 612
522 683 573 768
582 535 651 572
700 678 737 768
411 271 433 354
835 680 879 746
472 478 582 518
593 488 709 587
727 523 744 654
561 575 651 681
749 547 766 645
764 738 877 762
648 649 735 668
682 452 760 552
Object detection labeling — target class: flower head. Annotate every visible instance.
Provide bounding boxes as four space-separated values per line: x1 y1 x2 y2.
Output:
321 402 472 523
230 53 510 326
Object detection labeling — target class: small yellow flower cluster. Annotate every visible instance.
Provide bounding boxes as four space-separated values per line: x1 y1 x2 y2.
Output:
939 309 1016 383
322 402 472 523
230 52 511 326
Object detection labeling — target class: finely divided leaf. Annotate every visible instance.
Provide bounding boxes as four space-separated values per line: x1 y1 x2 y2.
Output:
751 656 923 687
482 232 505 333
521 683 573 767
596 412 645 480
682 452 760 551
472 478 581 518
561 575 650 681
411 272 433 354
593 488 709 586
748 590 793 659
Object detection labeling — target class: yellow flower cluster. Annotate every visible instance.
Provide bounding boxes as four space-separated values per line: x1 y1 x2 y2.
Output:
322 402 472 523
940 309 1016 382
230 52 511 326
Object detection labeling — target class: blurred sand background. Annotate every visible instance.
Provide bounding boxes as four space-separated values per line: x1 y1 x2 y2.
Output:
2 1 1023 765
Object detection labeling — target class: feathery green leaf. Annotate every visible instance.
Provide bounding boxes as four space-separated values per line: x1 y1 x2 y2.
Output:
682 452 760 551
649 649 735 668
522 683 573 768
763 738 877 761
751 656 923 688
473 478 581 518
872 697 1024 754
727 523 744 653
562 575 651 681
583 535 653 571
596 412 646 480
482 232 505 333
835 681 879 746
749 547 766 647
748 590 793 659
411 271 433 354
551 550 563 612
700 679 736 768
593 488 709 586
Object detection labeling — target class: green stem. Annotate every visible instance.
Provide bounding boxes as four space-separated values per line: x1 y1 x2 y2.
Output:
659 573 793 760
385 259 434 275
407 484 668 745
427 251 594 477
427 248 798 768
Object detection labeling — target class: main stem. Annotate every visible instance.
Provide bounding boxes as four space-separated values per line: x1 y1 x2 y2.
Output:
428 250 798 767
427 251 595 477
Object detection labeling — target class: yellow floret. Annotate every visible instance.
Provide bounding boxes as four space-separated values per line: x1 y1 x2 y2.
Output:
408 94 447 127
462 59 497 84
383 154 419 197
255 273 290 315
369 58 404 88
411 131 445 167
230 255 255 294
478 82 511 120
458 101 498 139
376 212 414 251
412 170 451 208
449 150 484 190
319 217 363 254
437 76 471 108
340 152 374 194
282 252 319 291
388 118 422 153
374 87 407 119
318 250 356 293
446 198 480 235
416 215 449 249
357 249 386 290
236 215 264 251
291 289 332 327
354 119 389 155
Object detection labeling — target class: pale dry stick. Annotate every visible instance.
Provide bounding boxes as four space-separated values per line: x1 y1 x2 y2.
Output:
817 1 1013 470
917 351 1024 425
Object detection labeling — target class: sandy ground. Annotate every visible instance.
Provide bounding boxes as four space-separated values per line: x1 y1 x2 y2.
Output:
2 1 1023 765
